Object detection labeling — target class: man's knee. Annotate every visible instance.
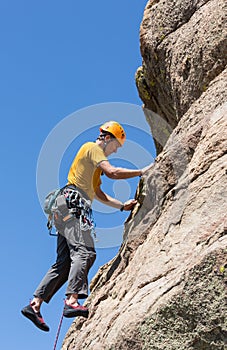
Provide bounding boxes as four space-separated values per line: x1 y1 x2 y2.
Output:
86 248 96 268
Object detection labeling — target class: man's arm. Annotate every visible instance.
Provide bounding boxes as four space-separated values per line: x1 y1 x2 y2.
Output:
98 160 143 179
99 160 153 179
95 186 137 211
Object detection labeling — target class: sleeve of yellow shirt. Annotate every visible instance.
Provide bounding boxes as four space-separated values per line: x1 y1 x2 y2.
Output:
87 143 107 167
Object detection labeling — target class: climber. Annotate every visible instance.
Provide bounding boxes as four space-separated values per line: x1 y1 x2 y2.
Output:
21 121 153 332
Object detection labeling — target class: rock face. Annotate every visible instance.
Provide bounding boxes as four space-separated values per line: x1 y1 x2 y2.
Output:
62 1 227 349
136 0 227 153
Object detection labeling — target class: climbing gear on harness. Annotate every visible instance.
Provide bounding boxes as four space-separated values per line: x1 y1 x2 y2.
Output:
63 187 95 232
51 186 96 237
44 188 61 215
44 185 96 237
100 121 126 145
63 300 89 318
44 187 64 236
21 303 50 332
47 215 58 236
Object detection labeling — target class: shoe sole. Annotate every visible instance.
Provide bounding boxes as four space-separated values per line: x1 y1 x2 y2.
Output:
21 308 50 332
63 310 89 318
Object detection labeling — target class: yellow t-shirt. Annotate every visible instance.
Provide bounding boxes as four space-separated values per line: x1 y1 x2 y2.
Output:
67 142 107 200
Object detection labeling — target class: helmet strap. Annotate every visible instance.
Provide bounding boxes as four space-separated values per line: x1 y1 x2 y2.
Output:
103 138 112 152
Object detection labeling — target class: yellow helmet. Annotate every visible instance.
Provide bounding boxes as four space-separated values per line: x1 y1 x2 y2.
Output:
99 121 126 146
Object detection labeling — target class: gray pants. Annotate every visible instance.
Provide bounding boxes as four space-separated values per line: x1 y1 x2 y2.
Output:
34 212 96 302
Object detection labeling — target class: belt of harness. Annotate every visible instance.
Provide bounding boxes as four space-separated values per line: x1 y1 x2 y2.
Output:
47 186 95 236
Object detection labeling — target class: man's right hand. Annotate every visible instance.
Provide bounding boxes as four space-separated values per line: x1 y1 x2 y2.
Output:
123 199 137 211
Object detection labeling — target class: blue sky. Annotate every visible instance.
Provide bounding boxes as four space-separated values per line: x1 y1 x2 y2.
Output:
0 1 155 349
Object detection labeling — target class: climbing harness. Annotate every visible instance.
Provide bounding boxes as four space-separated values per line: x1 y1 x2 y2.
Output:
52 308 64 350
62 187 96 236
45 185 96 238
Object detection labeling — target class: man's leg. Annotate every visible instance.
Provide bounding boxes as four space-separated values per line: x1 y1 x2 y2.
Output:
62 220 96 318
66 244 96 301
21 234 71 331
33 233 71 306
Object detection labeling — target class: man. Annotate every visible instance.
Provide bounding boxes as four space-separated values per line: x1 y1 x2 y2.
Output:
21 121 152 331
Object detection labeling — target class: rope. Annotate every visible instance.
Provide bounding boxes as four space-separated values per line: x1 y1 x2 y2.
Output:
53 310 64 350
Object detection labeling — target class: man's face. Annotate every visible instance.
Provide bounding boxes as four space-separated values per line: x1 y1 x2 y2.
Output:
104 136 121 156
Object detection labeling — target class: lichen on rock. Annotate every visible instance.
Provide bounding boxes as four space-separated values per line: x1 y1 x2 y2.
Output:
139 251 227 350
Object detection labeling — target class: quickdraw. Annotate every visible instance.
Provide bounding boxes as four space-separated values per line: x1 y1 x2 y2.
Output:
47 214 57 236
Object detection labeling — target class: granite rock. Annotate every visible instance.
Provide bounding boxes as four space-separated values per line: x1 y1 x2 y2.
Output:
62 1 227 349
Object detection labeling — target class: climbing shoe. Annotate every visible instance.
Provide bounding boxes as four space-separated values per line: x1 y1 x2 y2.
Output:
21 304 50 332
63 301 89 318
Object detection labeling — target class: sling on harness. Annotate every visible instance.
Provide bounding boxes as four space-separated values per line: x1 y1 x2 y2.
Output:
44 187 65 236
44 188 62 215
